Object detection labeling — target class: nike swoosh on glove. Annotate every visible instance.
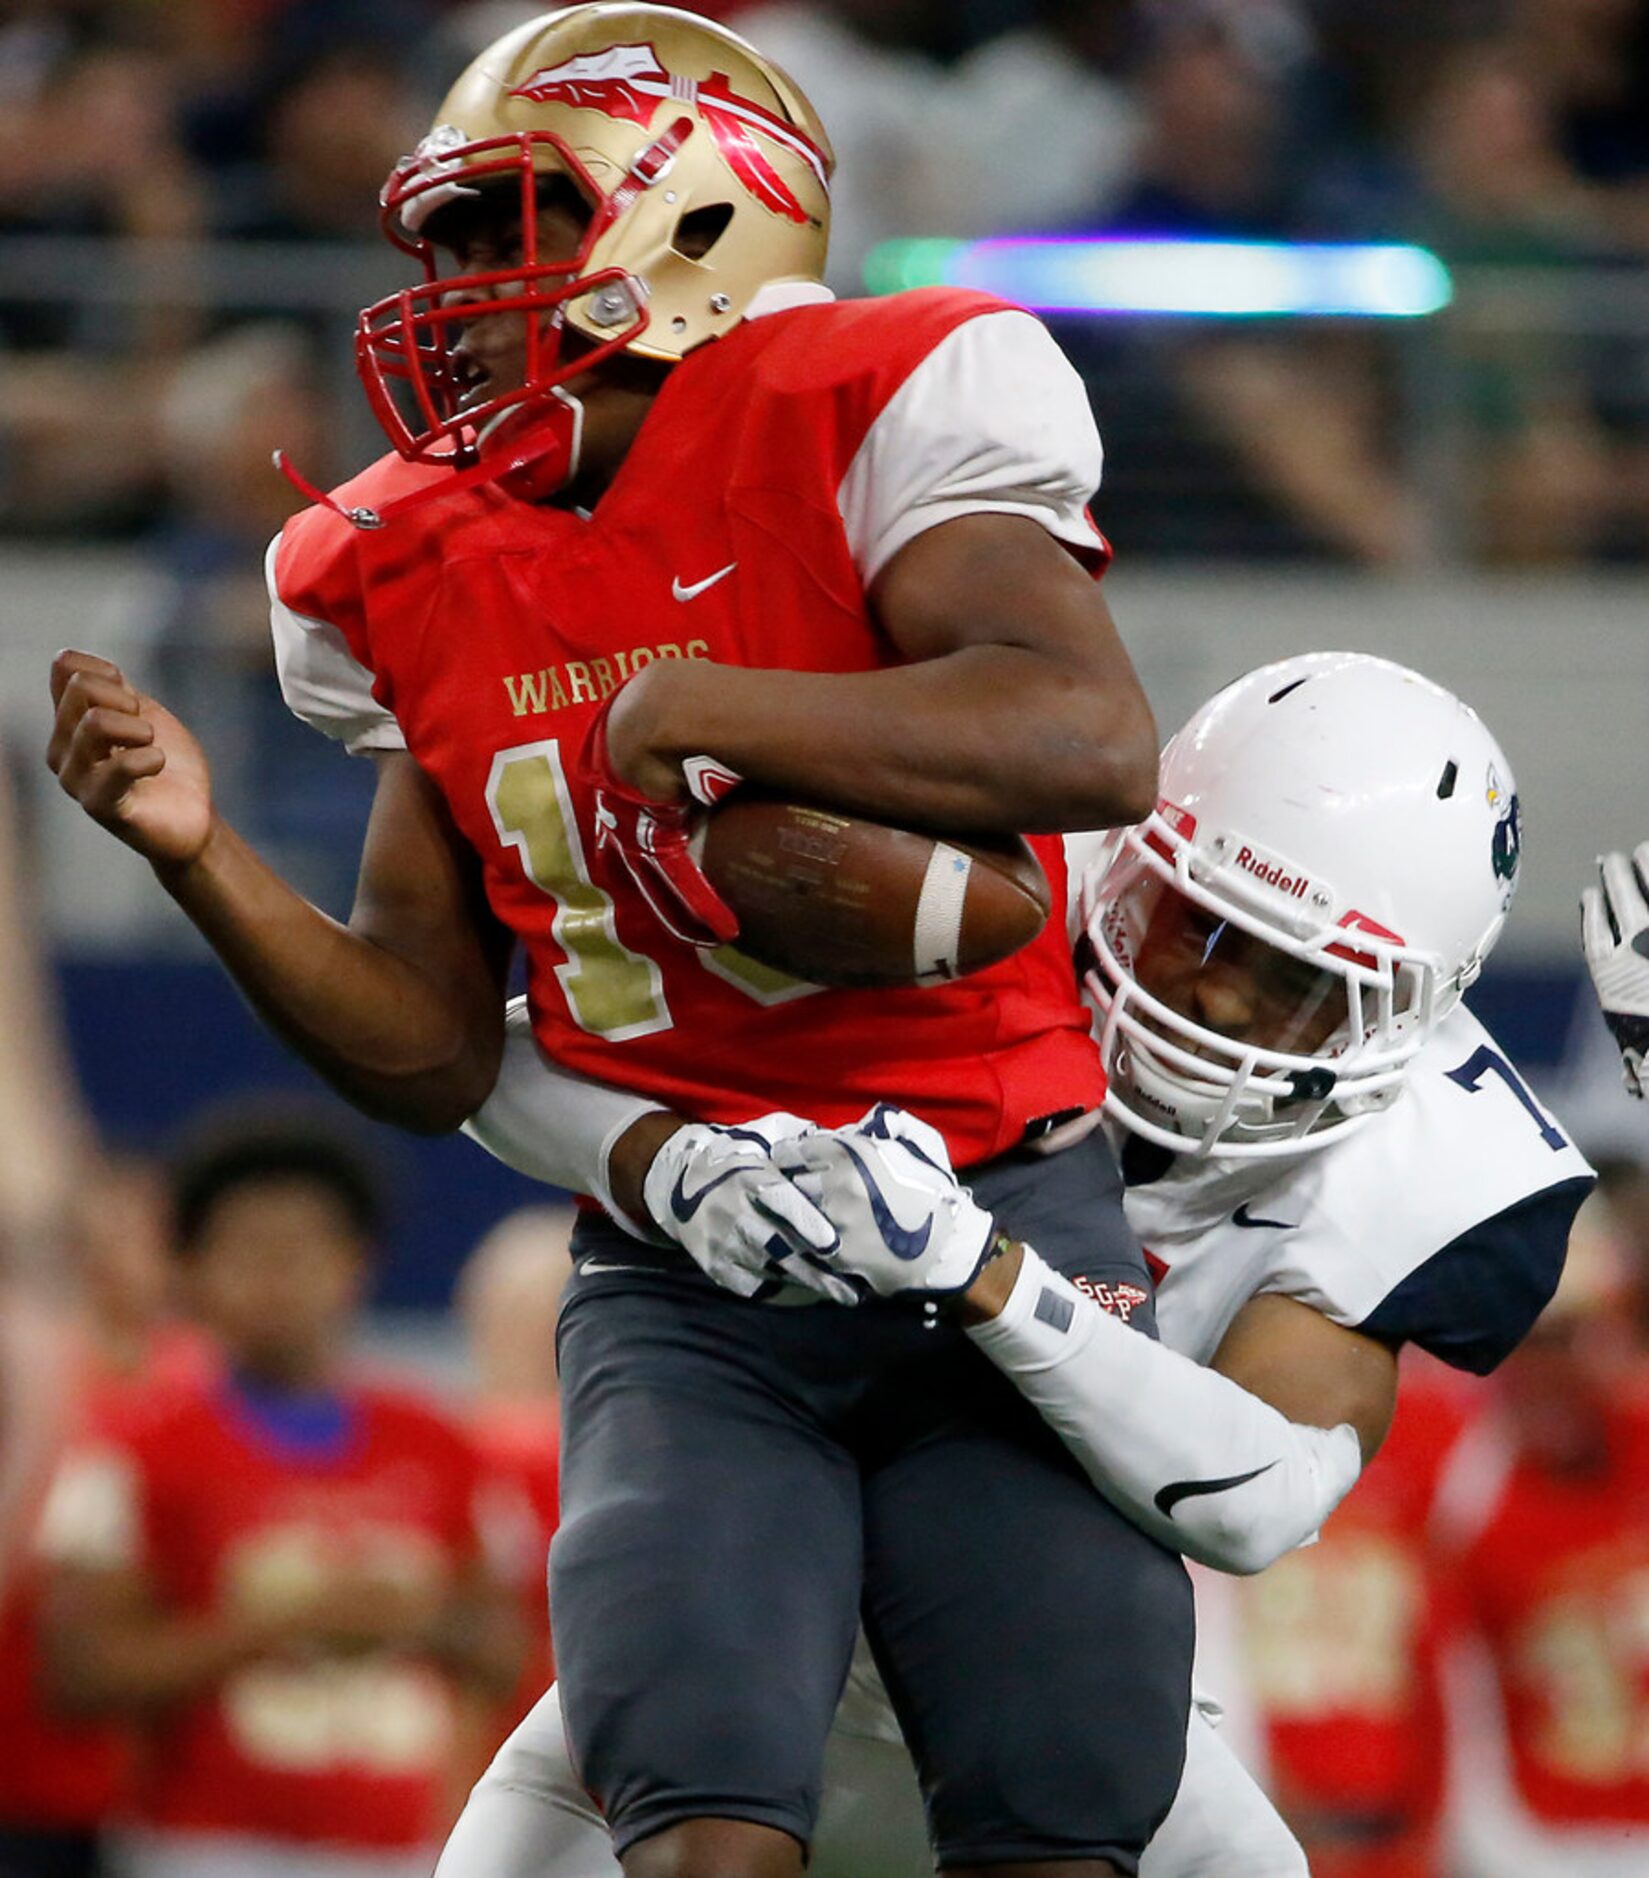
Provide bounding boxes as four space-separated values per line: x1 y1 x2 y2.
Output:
773 1104 999 1299
579 691 742 948
642 1115 859 1305
1581 843 1649 1098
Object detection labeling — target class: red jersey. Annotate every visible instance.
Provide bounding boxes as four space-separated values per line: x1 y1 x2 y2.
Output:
0 1325 210 1831
470 1399 559 1726
273 289 1107 1166
67 1369 485 1850
1239 1364 1476 1878
1444 1385 1649 1828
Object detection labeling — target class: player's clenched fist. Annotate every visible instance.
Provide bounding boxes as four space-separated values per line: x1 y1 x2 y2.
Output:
46 649 214 869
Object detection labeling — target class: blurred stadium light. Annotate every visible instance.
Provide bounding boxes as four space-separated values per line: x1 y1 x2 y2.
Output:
864 237 1454 319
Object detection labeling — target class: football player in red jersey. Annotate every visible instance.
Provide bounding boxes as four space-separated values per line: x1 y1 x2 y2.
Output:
39 1117 520 1878
0 1159 209 1878
455 1206 569 1732
448 653 1592 1878
1433 1189 1649 1874
45 8 1189 1876
1234 1355 1471 1878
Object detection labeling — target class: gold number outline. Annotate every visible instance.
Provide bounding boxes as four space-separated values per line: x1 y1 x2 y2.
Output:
487 741 672 1041
488 743 823 1032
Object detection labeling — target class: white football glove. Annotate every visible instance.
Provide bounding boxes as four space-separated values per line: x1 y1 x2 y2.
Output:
773 1104 1000 1300
641 1115 859 1304
1581 844 1649 1099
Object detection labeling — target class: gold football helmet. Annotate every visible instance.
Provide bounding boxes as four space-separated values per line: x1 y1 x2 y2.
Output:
357 3 834 466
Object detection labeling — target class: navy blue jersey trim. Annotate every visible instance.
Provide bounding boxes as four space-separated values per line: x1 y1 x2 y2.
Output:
1357 1175 1594 1375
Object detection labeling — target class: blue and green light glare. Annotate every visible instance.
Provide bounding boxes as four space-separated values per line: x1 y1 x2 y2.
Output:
863 238 1453 319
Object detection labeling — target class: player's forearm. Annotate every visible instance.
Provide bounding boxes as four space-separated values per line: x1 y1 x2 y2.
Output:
462 1004 676 1229
964 1246 1363 1574
425 1583 527 1700
611 649 1157 833
47 1607 270 1715
157 817 501 1133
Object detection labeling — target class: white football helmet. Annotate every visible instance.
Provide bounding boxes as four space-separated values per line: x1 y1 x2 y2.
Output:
1085 652 1523 1158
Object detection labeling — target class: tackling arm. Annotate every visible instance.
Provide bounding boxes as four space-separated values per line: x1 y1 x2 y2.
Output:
962 1245 1391 1575
466 1035 1388 1574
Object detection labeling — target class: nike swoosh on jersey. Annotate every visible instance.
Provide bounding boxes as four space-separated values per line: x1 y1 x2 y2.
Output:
838 1140 933 1262
671 562 737 602
1232 1203 1297 1231
1154 1460 1280 1518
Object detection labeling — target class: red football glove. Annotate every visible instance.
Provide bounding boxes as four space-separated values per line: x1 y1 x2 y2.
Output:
579 693 743 948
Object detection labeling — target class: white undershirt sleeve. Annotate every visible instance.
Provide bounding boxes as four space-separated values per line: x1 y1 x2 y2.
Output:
461 998 666 1240
967 1245 1364 1574
838 311 1108 585
264 535 406 755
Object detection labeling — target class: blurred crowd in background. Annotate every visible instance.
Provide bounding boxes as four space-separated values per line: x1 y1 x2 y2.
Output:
4 1 1649 1874
4 0 1649 564
9 0 1649 927
1 748 571 1871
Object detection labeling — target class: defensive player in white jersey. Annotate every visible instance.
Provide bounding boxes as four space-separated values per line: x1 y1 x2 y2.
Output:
443 652 1594 1878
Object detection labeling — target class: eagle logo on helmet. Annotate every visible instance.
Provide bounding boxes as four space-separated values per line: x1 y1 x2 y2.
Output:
1486 762 1521 890
510 42 829 225
1492 793 1522 889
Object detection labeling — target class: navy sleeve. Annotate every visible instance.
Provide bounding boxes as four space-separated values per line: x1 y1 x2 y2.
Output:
1357 1176 1595 1375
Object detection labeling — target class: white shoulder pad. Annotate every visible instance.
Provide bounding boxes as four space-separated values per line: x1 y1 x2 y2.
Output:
1134 1005 1594 1375
1251 1006 1593 1370
837 310 1107 584
265 535 405 756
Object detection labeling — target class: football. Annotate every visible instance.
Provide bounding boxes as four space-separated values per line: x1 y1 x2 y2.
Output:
695 792 1051 989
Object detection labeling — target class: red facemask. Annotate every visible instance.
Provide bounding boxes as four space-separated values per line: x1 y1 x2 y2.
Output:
356 125 692 464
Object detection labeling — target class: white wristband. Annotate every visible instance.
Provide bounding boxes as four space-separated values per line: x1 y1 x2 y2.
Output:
967 1246 1363 1574
462 998 667 1241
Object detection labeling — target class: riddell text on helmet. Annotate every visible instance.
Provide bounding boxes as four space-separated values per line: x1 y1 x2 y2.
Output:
1234 845 1314 900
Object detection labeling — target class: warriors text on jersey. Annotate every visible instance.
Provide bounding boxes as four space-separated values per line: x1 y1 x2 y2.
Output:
271 287 1111 1165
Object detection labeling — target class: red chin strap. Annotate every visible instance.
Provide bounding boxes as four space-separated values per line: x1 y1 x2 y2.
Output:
274 389 583 530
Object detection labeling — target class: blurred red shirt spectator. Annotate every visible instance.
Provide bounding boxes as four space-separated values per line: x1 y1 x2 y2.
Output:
39 1115 519 1878
1435 1188 1649 1874
0 1157 210 1876
1237 1354 1480 1878
456 1205 572 1731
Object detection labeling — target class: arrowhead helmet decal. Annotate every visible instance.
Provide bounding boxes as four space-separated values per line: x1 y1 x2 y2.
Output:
511 42 828 225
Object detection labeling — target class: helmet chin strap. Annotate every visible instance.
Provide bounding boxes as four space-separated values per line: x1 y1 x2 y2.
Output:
484 385 585 504
274 385 585 528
